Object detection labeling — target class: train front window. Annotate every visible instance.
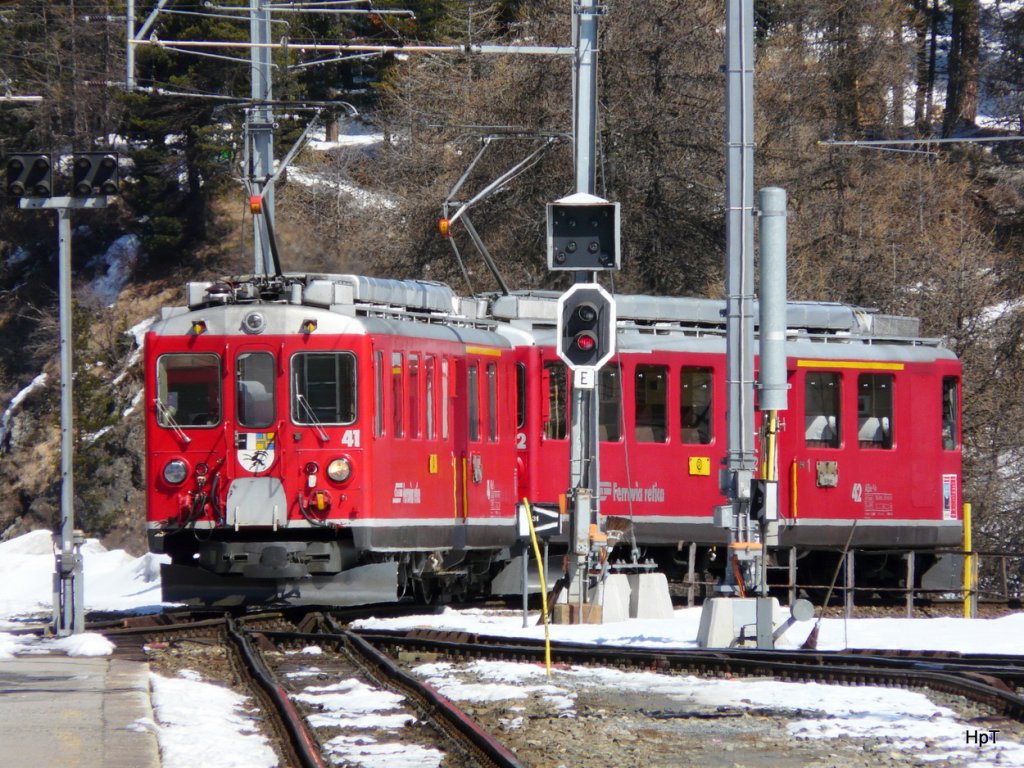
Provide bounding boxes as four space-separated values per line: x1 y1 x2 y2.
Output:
635 365 668 443
942 376 959 450
236 352 275 428
857 373 894 449
805 371 840 448
680 367 713 444
156 353 221 427
291 352 356 425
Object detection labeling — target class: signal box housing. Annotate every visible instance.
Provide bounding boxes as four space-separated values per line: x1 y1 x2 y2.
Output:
547 193 621 271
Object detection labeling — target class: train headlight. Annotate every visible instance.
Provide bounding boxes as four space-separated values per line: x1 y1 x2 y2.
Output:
326 457 352 483
163 459 188 485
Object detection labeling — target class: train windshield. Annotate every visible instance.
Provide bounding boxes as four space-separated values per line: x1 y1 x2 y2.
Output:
291 352 357 425
156 353 221 427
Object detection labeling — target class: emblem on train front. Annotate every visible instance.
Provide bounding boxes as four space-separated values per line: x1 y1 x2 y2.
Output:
237 432 277 474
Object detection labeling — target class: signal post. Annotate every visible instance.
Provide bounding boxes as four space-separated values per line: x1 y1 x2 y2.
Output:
5 151 119 636
548 194 619 622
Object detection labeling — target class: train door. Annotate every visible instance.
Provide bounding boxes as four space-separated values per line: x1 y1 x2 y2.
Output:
455 350 512 546
228 345 288 528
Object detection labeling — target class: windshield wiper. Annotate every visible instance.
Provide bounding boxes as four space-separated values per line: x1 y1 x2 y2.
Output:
295 394 329 442
155 398 192 444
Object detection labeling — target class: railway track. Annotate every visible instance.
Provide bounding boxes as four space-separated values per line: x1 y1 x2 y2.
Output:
95 607 1024 767
345 626 1024 720
102 611 528 768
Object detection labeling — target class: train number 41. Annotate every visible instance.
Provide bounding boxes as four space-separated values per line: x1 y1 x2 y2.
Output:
341 429 361 448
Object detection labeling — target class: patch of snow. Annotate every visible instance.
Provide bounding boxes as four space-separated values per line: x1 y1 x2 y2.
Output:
0 372 48 450
89 234 140 305
149 671 278 768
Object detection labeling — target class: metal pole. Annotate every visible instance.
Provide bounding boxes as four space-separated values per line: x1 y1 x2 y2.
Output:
250 0 275 274
566 0 603 622
722 0 757 591
56 207 83 636
126 0 135 90
20 196 107 636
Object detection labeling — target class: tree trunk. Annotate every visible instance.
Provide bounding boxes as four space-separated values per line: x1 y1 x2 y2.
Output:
944 0 980 136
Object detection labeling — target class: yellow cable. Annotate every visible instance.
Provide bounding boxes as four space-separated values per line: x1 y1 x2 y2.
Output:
523 498 552 676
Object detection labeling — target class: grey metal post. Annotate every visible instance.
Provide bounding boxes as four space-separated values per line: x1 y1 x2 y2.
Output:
20 196 108 636
788 547 797 607
250 0 275 275
905 551 915 618
566 0 603 619
572 0 599 194
722 0 757 590
844 550 856 618
758 187 788 413
126 0 135 90
57 207 82 636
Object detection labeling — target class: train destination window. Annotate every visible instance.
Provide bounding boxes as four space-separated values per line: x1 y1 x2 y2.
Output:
291 352 357 426
942 376 959 450
857 373 894 448
544 361 567 440
680 367 713 444
236 351 275 428
468 363 480 441
635 365 668 443
599 364 622 442
805 371 840 448
156 353 221 427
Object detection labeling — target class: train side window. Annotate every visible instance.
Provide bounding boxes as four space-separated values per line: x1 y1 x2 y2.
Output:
425 356 436 440
516 363 526 430
374 351 384 437
468 362 480 442
441 357 450 440
487 362 498 442
291 352 356 425
942 376 959 450
857 373 894 448
544 361 567 440
635 365 668 443
599 364 622 442
680 367 713 444
408 354 420 439
236 351 276 428
391 353 404 438
805 371 840 448
156 353 221 427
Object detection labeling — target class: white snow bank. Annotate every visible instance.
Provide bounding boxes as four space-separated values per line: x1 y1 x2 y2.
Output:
0 530 167 628
149 671 278 768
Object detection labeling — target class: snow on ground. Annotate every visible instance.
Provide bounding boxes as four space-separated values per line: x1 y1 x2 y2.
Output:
0 529 1022 766
146 670 278 768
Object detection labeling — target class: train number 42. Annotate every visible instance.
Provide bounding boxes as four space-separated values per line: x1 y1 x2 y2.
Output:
341 429 361 448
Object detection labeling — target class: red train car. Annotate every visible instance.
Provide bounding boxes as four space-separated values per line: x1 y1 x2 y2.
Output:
145 274 962 605
494 292 962 588
146 275 520 605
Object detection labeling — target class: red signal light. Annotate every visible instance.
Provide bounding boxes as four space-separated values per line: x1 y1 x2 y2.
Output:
574 332 597 352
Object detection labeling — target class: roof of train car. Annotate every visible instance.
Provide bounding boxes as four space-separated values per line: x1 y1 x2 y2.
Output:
149 296 512 349
155 273 954 363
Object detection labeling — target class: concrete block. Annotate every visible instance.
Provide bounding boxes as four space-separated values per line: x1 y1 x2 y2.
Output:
600 574 632 623
626 572 674 619
697 596 783 648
